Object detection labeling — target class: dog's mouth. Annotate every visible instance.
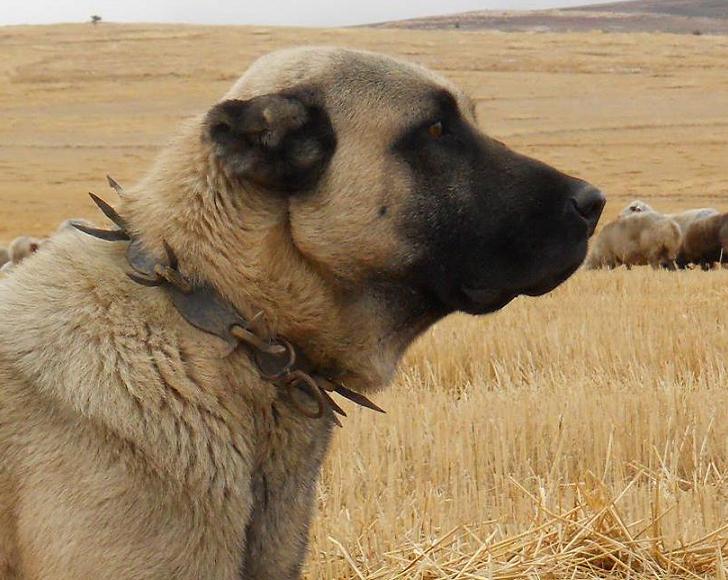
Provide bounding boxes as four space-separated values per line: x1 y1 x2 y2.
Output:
458 287 518 315
459 260 583 315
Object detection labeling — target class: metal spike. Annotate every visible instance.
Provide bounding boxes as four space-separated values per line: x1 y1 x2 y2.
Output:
127 272 162 287
230 325 288 356
334 385 385 414
106 175 126 197
319 388 347 417
162 240 178 269
153 264 192 294
88 192 127 229
72 222 130 241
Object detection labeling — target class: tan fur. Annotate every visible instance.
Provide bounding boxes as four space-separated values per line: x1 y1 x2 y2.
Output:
0 247 8 269
0 47 482 579
585 212 682 269
679 212 728 268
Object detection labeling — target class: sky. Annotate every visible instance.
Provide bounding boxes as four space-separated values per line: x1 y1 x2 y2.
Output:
2 0 611 27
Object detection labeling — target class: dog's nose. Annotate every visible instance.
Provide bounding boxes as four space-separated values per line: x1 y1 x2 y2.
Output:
571 183 605 231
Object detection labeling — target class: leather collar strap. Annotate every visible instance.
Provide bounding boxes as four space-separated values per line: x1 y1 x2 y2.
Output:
72 177 385 426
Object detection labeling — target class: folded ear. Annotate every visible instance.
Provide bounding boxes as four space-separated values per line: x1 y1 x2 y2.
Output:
204 92 337 193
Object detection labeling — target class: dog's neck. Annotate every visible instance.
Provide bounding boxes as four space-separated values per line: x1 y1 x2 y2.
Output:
119 128 403 393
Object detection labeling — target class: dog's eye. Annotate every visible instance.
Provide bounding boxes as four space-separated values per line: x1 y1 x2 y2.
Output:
428 121 444 139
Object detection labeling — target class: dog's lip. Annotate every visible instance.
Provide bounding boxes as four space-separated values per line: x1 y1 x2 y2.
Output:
522 260 583 296
459 287 518 314
461 260 582 312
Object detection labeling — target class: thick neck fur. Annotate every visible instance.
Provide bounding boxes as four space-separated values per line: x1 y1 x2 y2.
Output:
120 122 403 393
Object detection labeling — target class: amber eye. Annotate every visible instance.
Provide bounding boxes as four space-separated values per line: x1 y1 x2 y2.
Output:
428 121 443 139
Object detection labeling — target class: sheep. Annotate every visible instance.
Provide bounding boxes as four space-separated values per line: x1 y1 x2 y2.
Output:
677 213 728 270
8 235 46 266
619 199 653 218
585 211 682 270
619 199 719 234
669 208 720 236
2 223 87 275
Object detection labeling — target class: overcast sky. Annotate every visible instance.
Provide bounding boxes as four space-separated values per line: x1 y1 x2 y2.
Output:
3 0 609 27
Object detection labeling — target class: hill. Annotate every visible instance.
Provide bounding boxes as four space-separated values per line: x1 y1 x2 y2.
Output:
374 0 728 34
569 0 728 19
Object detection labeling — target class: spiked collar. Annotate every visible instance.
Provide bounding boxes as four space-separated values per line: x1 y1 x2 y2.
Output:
73 176 384 426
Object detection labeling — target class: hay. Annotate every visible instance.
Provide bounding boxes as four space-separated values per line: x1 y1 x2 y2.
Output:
307 269 728 579
323 473 728 579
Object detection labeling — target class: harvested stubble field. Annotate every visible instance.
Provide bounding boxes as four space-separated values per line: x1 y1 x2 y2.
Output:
1 22 728 579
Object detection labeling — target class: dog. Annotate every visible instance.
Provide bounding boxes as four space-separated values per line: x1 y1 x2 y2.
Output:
0 46 604 579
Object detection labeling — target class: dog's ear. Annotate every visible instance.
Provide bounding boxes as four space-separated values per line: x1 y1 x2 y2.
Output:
204 92 337 193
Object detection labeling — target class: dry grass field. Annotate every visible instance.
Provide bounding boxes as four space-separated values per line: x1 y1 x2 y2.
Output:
1 22 728 578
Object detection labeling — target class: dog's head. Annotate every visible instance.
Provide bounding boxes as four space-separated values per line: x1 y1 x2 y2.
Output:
203 48 603 313
129 47 605 386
